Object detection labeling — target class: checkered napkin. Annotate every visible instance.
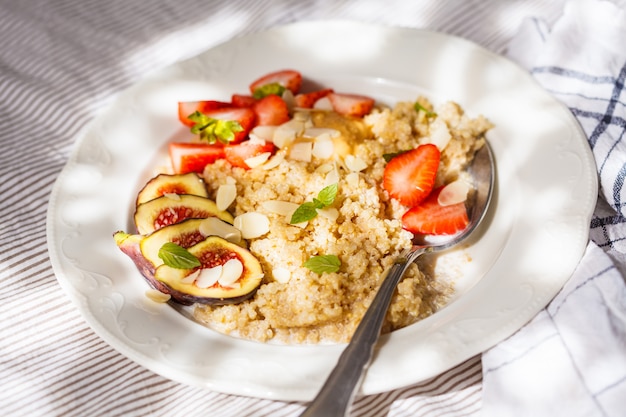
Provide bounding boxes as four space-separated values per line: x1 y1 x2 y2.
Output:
481 1 626 416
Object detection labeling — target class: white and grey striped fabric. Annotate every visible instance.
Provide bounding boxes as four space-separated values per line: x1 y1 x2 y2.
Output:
1 1 624 416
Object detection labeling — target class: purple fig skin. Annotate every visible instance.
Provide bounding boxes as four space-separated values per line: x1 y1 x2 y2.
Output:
113 231 193 304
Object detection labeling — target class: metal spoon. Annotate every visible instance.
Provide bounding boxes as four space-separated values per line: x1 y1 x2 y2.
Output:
300 141 495 417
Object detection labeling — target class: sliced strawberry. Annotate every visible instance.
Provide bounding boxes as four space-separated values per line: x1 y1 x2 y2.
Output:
201 107 256 144
252 94 290 126
224 141 276 169
169 142 225 174
327 92 375 117
401 187 469 235
249 69 302 95
382 144 440 207
294 88 334 108
231 94 257 108
178 101 230 127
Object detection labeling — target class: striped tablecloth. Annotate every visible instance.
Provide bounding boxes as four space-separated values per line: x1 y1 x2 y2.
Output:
2 1 625 416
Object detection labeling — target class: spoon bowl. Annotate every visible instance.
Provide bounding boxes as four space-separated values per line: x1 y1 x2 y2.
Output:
300 141 495 417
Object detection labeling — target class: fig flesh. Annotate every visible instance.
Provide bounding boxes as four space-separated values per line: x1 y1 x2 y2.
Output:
140 218 243 267
136 172 209 205
134 194 234 235
154 236 264 305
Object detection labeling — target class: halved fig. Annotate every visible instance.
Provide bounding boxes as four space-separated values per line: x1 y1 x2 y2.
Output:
134 194 234 235
140 218 243 267
154 236 264 305
113 231 168 293
136 173 209 205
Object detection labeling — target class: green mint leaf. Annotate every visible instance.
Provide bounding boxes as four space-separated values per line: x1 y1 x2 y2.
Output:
252 82 286 99
383 150 410 163
316 183 338 207
303 255 341 274
290 202 319 224
413 102 437 118
311 198 325 209
158 242 201 269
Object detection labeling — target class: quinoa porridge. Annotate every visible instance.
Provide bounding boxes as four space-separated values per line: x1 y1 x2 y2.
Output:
193 97 492 344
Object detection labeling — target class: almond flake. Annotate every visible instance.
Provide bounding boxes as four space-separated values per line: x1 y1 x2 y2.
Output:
314 96 333 110
216 184 237 211
145 289 171 303
344 155 368 172
303 127 340 139
317 207 339 221
244 151 272 168
312 135 334 159
289 141 313 162
438 180 471 206
324 164 340 187
426 118 451 150
199 217 242 244
261 200 299 216
218 259 243 287
163 193 181 201
181 269 200 284
234 212 270 239
196 265 222 288
272 267 291 284
345 172 360 187
262 151 286 170
250 126 277 142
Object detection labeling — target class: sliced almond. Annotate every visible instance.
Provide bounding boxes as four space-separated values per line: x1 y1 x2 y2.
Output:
181 269 200 284
218 258 244 287
261 151 286 170
195 265 222 288
244 151 272 168
282 89 296 113
145 289 171 303
199 217 242 244
216 184 237 211
289 141 313 162
304 127 340 139
345 172 360 187
163 193 181 201
272 267 291 284
426 118 451 150
261 200 299 216
250 125 277 142
344 155 368 172
234 212 270 239
314 96 333 111
438 180 471 206
324 163 340 187
312 135 334 159
317 207 339 221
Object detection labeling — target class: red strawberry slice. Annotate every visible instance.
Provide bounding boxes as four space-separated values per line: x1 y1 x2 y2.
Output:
401 187 469 235
178 100 230 127
294 88 334 108
169 143 225 174
327 92 375 117
224 141 276 169
231 94 257 108
382 144 440 207
252 94 290 126
249 69 302 95
202 107 257 144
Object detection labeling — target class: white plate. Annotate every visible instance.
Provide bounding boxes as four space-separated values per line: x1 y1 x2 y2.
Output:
46 20 597 401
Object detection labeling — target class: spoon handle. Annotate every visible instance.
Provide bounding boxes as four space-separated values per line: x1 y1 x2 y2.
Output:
300 249 426 417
